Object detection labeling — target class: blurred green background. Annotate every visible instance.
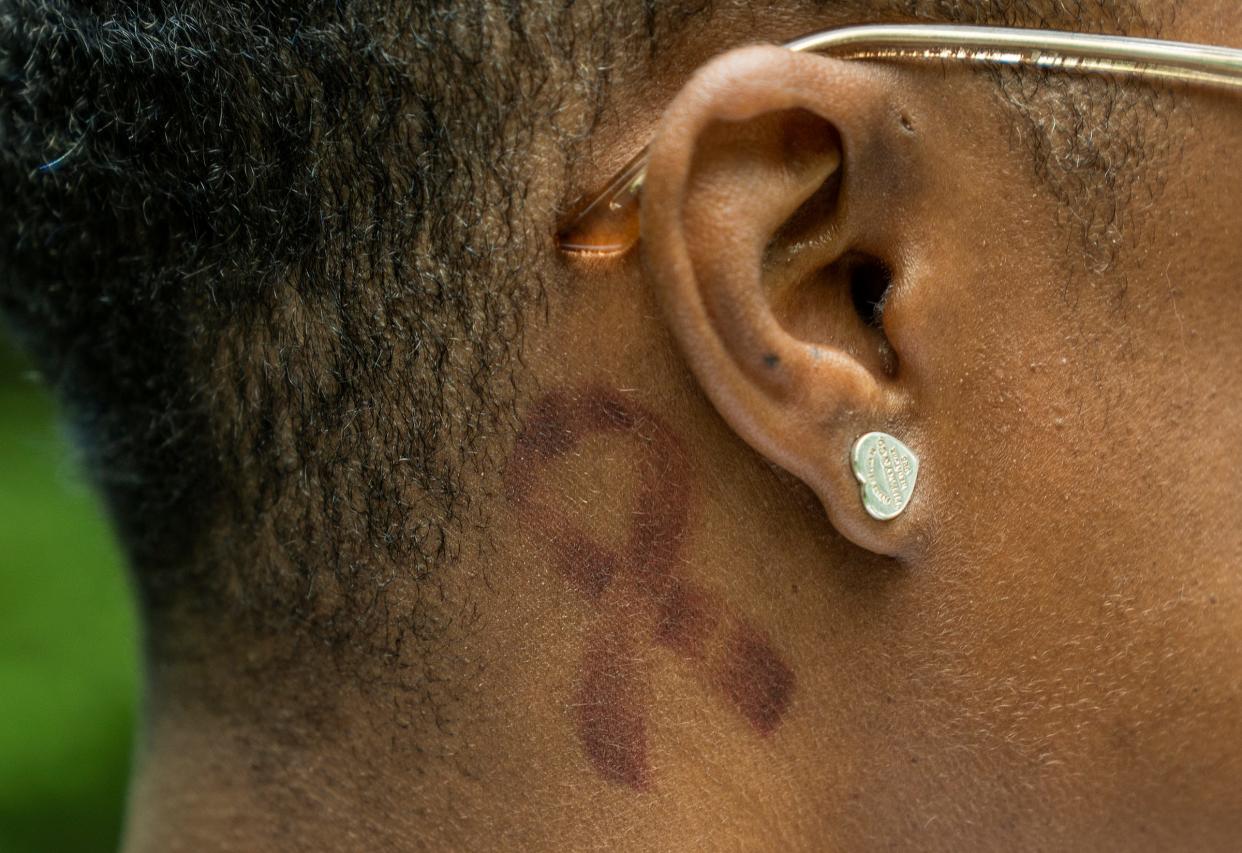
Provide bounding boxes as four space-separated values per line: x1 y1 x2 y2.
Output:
0 335 138 853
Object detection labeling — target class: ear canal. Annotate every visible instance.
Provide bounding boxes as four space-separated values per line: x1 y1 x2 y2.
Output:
641 44 923 556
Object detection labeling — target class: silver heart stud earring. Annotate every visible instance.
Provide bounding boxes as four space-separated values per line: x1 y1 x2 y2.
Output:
851 432 919 521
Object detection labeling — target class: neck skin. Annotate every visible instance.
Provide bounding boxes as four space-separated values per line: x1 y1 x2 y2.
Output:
125 247 1238 852
124 275 897 851
124 6 1242 849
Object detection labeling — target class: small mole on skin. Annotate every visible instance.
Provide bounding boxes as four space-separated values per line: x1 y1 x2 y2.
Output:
763 353 780 368
900 113 915 134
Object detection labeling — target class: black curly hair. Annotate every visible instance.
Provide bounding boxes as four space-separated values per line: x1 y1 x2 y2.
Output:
0 0 1160 668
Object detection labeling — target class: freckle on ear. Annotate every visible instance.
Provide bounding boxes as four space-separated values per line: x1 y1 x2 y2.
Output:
763 353 780 368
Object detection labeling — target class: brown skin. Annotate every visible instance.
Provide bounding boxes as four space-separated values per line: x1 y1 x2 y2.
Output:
125 2 1242 850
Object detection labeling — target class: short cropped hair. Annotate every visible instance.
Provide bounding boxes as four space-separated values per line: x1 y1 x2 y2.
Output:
0 0 1158 660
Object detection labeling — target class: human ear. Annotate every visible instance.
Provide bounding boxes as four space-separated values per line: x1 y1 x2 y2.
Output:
642 45 925 556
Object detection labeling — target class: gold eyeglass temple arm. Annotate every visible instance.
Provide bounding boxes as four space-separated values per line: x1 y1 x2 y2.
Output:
557 23 1242 253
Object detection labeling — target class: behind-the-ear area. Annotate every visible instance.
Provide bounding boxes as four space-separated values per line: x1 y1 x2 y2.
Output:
641 45 925 556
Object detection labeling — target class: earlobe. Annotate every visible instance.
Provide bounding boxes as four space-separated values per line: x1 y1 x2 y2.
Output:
641 45 924 557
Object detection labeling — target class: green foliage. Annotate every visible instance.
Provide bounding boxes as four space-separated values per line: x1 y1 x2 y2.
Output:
0 339 137 853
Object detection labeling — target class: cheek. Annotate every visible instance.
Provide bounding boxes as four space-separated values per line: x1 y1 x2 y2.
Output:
911 265 1242 814
882 79 1242 824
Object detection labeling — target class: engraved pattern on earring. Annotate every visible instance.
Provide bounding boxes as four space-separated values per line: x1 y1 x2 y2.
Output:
851 432 919 521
